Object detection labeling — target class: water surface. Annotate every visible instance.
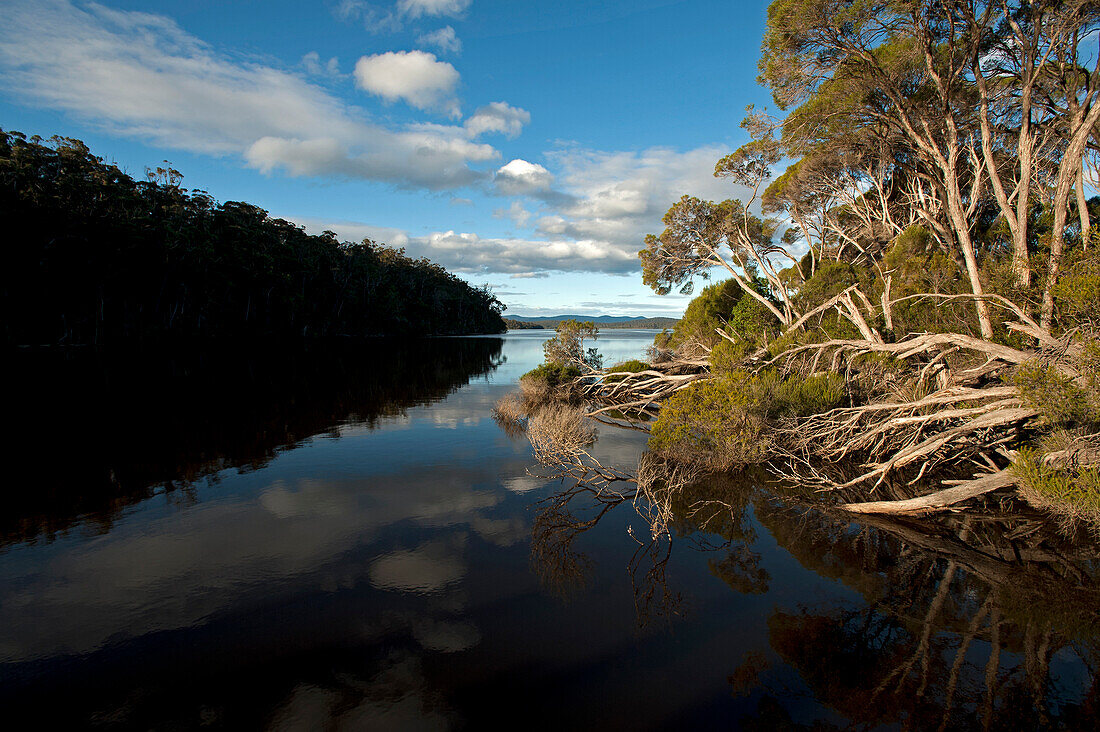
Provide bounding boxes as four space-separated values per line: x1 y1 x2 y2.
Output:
2 331 1097 729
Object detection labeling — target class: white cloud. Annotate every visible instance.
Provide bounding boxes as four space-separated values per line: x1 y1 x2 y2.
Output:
465 102 530 139
246 131 495 188
289 143 749 276
494 159 553 195
494 200 532 228
0 1 492 189
354 50 461 117
417 25 462 54
428 229 630 274
397 0 471 19
530 144 749 261
301 51 340 76
331 1 403 33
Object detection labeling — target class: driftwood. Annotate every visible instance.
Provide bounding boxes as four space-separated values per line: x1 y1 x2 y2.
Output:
546 282 1094 520
841 469 1016 515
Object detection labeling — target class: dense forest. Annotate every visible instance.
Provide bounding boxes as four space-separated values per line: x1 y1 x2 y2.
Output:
0 130 506 345
504 1 1100 534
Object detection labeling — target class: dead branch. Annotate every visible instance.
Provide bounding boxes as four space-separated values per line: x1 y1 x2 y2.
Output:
841 469 1017 515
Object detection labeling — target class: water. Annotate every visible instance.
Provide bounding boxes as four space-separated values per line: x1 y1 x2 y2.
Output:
1 331 1097 729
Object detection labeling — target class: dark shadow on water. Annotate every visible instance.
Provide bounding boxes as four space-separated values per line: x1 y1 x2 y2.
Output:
2 338 504 547
532 468 1100 729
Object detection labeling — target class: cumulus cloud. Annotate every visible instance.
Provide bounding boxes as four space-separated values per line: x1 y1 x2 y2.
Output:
494 200 532 228
527 144 750 263
289 141 753 277
464 102 530 139
354 50 461 117
0 1 495 189
494 159 553 195
398 0 471 19
301 51 340 76
245 131 495 187
417 25 462 54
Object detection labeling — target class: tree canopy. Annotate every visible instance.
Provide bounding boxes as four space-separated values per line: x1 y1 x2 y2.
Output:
0 130 506 345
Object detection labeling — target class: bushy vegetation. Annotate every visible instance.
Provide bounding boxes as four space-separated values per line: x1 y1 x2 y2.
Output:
522 363 583 389
542 319 601 370
0 130 506 344
508 2 1100 531
1013 445 1100 533
648 369 846 469
1014 360 1100 428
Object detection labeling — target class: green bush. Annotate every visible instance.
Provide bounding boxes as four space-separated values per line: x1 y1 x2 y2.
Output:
648 369 847 469
1014 360 1100 427
660 278 744 350
649 378 768 469
1053 248 1100 326
521 362 582 388
604 359 650 382
1013 446 1100 529
607 359 649 374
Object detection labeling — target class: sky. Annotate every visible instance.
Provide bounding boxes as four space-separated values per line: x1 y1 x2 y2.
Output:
0 0 775 317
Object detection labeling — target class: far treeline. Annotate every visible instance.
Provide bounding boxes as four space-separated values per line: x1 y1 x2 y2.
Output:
503 0 1100 535
0 130 506 346
503 317 680 330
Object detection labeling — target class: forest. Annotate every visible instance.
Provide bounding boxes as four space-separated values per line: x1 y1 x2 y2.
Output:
0 130 506 345
501 0 1100 533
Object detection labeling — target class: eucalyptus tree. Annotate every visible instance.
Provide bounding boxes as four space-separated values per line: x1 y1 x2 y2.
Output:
640 112 805 327
760 0 1100 335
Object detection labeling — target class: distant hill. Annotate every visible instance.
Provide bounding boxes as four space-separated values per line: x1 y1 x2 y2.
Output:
508 315 679 330
502 318 544 329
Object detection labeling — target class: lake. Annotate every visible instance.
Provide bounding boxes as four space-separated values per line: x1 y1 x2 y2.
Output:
2 331 1098 729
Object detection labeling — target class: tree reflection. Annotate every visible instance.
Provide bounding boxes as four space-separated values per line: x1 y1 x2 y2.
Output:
529 449 1100 728
3 338 504 546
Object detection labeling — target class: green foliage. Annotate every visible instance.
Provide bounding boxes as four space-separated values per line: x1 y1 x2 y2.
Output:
639 196 773 297
726 293 781 350
794 262 857 311
604 359 650 382
660 278 745 350
543 319 600 369
1053 247 1100 326
649 369 846 469
0 129 506 344
649 378 769 469
881 226 974 336
1012 446 1100 528
607 359 649 374
1014 360 1100 427
521 363 582 389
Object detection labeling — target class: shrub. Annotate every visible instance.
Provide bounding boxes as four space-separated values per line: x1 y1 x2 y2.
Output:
648 369 847 469
528 404 596 465
522 362 581 388
544 320 600 368
660 279 744 350
648 379 768 469
607 359 649 373
1053 247 1100 327
605 359 650 382
1013 360 1100 427
1013 445 1100 533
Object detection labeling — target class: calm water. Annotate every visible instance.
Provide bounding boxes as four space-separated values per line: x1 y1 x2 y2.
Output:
2 331 1098 730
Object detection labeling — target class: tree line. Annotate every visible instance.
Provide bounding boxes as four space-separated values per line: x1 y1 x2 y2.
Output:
0 130 506 345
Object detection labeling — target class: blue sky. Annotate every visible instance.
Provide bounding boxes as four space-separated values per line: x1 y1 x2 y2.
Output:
0 0 773 317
